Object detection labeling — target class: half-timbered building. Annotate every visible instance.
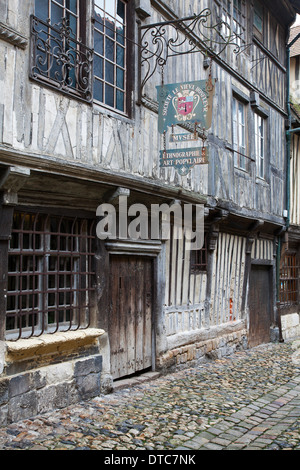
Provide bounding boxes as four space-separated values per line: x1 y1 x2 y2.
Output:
0 0 299 424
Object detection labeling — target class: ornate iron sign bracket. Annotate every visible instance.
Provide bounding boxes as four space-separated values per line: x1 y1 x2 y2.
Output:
137 8 241 104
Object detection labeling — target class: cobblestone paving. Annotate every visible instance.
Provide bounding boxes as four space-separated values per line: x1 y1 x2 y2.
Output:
0 340 299 451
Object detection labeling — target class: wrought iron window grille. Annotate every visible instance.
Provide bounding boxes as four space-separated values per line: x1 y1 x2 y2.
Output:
30 15 93 103
279 253 300 306
138 8 243 103
6 212 96 341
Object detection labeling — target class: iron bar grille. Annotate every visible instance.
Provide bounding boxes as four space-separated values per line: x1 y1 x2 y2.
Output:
6 212 96 341
279 253 300 306
30 15 93 102
190 233 208 273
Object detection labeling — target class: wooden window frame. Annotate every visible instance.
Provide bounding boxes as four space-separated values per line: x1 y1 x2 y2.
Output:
254 112 265 180
232 96 248 171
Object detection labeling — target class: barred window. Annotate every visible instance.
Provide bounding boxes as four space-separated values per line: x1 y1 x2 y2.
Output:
190 234 208 273
6 212 95 340
280 253 299 306
93 0 128 113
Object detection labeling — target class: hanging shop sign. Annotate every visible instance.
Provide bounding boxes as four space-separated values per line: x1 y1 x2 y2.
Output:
156 78 216 176
157 78 216 134
160 146 208 176
169 132 199 143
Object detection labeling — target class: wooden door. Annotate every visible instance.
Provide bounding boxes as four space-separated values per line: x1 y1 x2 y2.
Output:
248 265 271 347
109 255 153 380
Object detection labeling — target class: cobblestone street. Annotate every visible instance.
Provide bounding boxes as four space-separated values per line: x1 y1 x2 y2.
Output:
0 339 300 451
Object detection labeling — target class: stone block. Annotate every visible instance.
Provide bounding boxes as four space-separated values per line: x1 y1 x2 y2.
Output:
8 372 32 398
76 373 101 400
0 404 8 427
281 313 299 330
281 313 300 340
53 382 78 409
0 341 6 375
172 348 181 357
74 355 102 377
8 391 37 422
0 378 8 405
42 362 74 386
187 345 196 361
32 370 47 390
37 384 57 415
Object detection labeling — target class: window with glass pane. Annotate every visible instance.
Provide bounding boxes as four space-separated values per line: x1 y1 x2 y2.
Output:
31 0 92 102
35 0 79 31
221 0 246 48
232 97 247 170
35 0 79 86
255 113 265 179
94 0 127 113
253 0 263 35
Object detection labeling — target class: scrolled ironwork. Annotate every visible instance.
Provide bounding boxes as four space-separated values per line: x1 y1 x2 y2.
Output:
138 8 242 100
30 15 93 103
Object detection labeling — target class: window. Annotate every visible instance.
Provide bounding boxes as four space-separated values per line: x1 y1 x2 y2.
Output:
6 212 95 340
220 0 246 48
31 0 132 111
31 0 93 102
35 0 81 35
254 113 265 179
232 97 247 170
190 234 208 273
253 0 263 38
94 0 128 113
280 253 299 306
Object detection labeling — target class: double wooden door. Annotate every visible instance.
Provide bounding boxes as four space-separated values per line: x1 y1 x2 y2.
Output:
109 255 153 380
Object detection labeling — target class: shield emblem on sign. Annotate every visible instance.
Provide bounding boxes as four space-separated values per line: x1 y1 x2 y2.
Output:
178 96 194 116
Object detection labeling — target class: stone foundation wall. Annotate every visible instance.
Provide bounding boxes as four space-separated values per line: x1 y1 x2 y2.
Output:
0 354 103 426
157 322 248 372
0 329 105 426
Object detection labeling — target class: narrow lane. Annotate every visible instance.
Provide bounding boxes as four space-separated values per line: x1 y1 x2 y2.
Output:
0 340 299 451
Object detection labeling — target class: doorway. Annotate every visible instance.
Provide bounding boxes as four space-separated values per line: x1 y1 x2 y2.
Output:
109 255 153 380
248 264 272 347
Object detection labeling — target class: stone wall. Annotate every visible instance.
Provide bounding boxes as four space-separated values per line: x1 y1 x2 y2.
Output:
281 313 300 341
0 329 105 426
157 322 248 372
0 354 102 426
